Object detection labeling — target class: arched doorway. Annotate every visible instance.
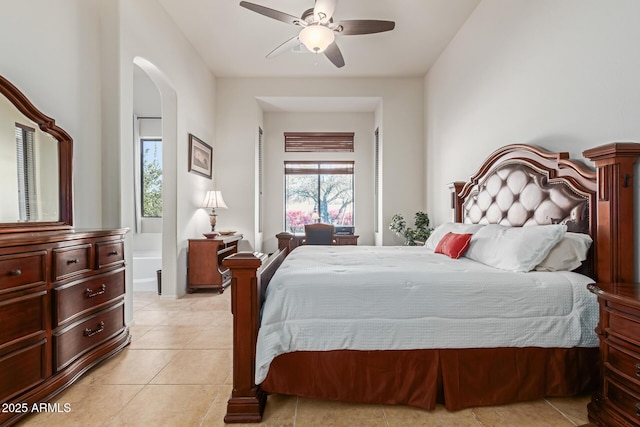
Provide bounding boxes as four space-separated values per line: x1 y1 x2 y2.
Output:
131 57 178 300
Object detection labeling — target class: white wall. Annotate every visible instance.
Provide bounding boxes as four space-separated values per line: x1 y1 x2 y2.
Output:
134 68 163 243
262 112 375 251
216 78 424 252
0 0 104 229
0 0 218 322
425 0 640 276
117 0 217 305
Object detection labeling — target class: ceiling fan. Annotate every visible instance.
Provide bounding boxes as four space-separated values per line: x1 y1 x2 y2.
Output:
239 0 395 68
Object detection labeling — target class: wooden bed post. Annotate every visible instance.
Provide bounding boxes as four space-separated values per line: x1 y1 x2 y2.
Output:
584 142 640 283
222 253 266 423
276 232 295 253
448 181 466 222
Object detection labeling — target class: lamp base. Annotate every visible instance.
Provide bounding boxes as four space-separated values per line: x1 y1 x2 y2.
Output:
209 213 218 233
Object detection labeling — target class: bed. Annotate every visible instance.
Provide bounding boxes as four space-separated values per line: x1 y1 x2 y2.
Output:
222 143 638 423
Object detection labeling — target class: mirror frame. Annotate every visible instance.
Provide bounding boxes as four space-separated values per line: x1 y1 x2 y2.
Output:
0 75 73 233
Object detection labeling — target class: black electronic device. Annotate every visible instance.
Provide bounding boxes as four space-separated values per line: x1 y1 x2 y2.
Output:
334 226 354 235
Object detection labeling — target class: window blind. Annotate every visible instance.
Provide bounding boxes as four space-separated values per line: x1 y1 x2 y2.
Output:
15 123 37 221
284 132 354 152
284 161 354 175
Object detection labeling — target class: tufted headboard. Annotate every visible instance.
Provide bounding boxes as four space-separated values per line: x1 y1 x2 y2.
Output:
449 145 597 276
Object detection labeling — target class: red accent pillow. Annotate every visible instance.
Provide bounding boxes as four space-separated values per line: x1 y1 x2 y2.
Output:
434 232 473 259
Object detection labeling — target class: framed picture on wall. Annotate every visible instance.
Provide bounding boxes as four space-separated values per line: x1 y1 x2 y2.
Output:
188 133 213 179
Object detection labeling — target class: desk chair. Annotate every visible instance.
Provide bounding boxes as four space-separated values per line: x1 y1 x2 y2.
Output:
303 223 335 245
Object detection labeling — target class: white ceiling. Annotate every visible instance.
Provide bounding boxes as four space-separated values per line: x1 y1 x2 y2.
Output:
157 0 480 78
257 96 381 112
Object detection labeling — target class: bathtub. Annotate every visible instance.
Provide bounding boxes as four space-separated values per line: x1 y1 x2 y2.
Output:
132 252 162 292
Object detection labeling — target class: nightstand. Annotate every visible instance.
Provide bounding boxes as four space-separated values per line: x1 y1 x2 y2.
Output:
187 234 242 293
587 282 640 426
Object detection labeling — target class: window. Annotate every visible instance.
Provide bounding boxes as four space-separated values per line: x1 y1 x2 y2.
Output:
284 161 354 233
15 123 37 221
141 138 162 217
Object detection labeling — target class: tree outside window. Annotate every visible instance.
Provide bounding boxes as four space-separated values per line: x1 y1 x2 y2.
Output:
284 161 354 233
141 138 162 217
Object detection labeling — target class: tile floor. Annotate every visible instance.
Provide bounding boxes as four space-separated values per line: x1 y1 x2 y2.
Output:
16 290 592 426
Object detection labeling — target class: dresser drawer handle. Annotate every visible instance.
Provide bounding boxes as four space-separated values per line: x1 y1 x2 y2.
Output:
636 402 640 418
108 250 119 256
67 258 79 264
9 269 21 276
85 284 106 298
83 321 105 337
636 363 640 378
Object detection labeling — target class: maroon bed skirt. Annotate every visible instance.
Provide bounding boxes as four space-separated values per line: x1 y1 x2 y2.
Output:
260 347 599 411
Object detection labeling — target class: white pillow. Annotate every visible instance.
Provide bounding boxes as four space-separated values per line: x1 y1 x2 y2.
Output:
424 222 485 250
534 232 593 272
464 224 567 272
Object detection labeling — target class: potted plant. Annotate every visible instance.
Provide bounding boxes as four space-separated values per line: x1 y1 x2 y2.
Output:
389 211 433 246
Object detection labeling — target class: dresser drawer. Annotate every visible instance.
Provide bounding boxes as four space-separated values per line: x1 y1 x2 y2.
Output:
0 338 47 402
0 251 46 292
52 244 91 281
606 338 640 386
95 240 124 269
53 302 125 371
53 269 125 326
0 290 47 345
608 305 640 347
335 235 358 245
605 376 640 425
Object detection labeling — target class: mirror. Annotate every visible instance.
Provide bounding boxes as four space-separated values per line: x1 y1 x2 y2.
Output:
0 75 73 233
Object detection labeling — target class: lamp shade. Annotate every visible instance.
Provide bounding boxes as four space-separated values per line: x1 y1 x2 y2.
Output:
299 25 335 53
201 190 228 209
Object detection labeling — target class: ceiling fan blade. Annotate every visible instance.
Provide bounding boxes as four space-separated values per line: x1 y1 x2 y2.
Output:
239 1 302 26
314 0 337 22
324 42 345 68
266 36 301 58
335 20 395 35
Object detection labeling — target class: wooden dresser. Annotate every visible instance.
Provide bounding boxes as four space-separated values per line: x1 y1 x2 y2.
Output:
187 234 242 293
587 282 640 426
0 229 130 426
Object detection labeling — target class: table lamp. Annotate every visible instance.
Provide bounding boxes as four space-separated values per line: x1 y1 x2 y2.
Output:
201 190 228 233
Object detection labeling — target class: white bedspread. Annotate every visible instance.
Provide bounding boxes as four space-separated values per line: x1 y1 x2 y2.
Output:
255 245 598 384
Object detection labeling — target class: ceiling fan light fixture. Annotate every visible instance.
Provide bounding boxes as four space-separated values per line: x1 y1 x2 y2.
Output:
299 24 335 53
239 1 395 68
